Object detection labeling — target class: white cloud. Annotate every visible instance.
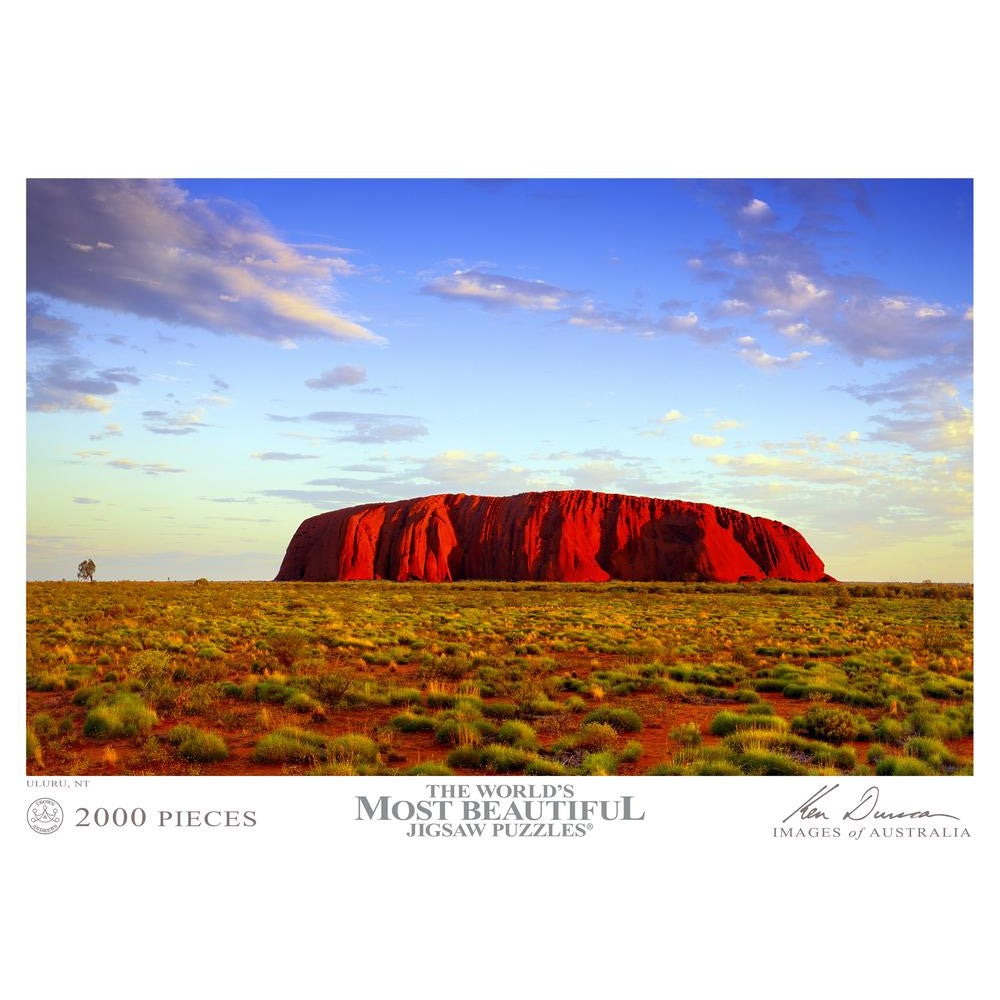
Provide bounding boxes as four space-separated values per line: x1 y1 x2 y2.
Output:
719 298 752 314
739 347 811 369
739 198 774 221
691 434 724 448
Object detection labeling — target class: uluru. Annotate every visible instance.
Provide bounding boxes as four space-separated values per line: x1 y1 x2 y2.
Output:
275 490 830 583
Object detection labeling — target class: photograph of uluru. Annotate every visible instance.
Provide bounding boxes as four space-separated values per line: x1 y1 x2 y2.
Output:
26 179 972 776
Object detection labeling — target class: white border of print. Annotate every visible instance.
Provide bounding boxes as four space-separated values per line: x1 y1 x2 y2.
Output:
6 3 995 998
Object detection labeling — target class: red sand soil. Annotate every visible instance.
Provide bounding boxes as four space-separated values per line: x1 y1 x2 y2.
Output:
26 654 973 777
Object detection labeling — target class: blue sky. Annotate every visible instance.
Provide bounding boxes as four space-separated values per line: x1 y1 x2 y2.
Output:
26 178 973 581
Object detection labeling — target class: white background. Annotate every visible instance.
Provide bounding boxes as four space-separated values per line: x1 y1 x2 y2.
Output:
5 2 996 997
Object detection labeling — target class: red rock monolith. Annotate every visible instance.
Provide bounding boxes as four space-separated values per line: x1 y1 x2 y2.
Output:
274 491 829 583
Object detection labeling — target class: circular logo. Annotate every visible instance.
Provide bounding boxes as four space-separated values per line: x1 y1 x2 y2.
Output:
27 797 64 835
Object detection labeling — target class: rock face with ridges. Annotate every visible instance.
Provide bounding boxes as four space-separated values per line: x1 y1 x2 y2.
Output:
275 491 829 583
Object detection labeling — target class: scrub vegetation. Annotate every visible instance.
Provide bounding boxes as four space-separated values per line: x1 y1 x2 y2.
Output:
26 579 972 776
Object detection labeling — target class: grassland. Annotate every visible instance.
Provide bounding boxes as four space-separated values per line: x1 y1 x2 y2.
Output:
26 580 972 777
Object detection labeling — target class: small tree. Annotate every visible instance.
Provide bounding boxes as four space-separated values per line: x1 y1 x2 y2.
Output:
77 558 96 582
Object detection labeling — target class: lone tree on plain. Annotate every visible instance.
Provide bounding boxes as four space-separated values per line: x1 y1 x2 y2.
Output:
77 558 96 582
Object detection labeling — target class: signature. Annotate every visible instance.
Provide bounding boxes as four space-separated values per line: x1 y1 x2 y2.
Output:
783 784 961 824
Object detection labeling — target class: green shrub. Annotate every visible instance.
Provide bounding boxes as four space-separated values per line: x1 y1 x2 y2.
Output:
149 681 181 711
433 717 461 745
129 650 172 688
83 694 158 738
183 683 219 716
254 681 295 703
165 724 199 745
254 727 329 764
731 750 808 776
286 691 323 714
27 728 42 764
709 711 786 737
904 737 957 770
479 744 536 772
31 713 58 738
426 691 458 708
583 707 642 733
175 728 228 762
481 700 517 719
574 722 618 751
385 686 422 706
524 757 567 776
875 755 935 776
669 722 702 747
495 720 540 751
390 712 436 733
581 751 618 775
28 669 68 692
313 671 353 707
268 630 308 669
445 746 486 769
874 717 905 745
618 740 643 764
792 705 863 744
407 762 454 776
329 734 379 765
526 697 563 715
690 759 743 776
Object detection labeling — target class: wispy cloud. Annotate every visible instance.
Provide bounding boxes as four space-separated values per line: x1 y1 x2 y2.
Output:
27 179 383 346
268 410 428 444
569 301 730 345
106 458 186 475
422 270 573 311
305 365 367 390
710 452 862 483
142 408 206 435
250 451 319 461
